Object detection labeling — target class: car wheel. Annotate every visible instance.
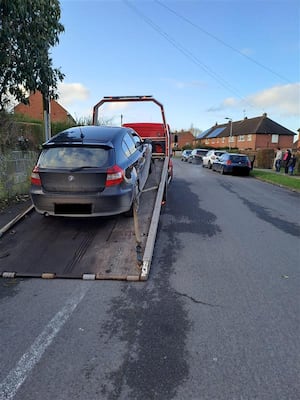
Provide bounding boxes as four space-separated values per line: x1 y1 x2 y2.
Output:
208 161 212 169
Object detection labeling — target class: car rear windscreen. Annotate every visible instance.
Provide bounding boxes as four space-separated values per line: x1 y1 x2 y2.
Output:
38 147 112 169
230 155 248 162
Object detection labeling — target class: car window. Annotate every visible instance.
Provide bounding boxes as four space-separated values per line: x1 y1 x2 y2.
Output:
130 132 142 147
38 147 111 169
230 155 248 162
122 133 137 157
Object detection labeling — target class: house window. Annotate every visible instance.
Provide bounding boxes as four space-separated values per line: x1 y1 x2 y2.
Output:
238 135 245 141
229 136 234 143
222 137 225 143
271 134 279 143
247 134 252 141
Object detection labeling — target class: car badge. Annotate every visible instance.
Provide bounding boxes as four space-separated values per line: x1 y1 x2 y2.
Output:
68 175 75 182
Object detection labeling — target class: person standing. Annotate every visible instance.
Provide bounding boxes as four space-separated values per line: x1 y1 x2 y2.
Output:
274 147 283 172
288 153 297 175
282 149 291 174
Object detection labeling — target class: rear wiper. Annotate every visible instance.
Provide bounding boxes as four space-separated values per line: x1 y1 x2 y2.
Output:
70 166 99 172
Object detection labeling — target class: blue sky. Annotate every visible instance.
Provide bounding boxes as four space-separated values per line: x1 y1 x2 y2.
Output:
52 0 300 136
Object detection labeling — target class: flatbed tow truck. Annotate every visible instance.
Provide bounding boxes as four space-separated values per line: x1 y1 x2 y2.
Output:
0 96 172 281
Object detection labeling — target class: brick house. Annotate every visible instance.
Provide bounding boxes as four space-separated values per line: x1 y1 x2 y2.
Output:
172 130 195 149
14 91 75 124
195 113 296 151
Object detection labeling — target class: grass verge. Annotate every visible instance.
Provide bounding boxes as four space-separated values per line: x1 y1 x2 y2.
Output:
251 170 300 192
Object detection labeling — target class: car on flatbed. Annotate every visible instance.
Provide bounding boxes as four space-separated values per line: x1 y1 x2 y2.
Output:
30 125 152 217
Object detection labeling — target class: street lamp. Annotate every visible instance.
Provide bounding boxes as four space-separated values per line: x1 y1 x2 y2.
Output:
225 117 232 151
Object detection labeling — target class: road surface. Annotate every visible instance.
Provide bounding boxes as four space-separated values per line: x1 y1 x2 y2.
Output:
0 158 299 400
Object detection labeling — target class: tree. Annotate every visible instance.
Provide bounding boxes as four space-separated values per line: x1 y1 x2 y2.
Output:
0 0 65 111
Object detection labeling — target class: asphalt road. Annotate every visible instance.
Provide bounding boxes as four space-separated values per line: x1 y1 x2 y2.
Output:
0 158 299 400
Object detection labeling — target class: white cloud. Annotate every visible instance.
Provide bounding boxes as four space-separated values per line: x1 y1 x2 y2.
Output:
208 83 300 117
163 78 205 89
240 47 254 56
248 83 300 116
57 82 90 105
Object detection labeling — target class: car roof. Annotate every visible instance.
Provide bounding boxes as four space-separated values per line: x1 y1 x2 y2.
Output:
43 125 135 147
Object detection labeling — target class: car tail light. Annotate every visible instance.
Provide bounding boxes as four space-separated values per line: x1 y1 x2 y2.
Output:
31 166 41 186
106 165 124 187
226 160 232 165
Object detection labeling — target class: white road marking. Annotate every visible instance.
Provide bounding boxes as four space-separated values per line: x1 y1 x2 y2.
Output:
0 284 90 400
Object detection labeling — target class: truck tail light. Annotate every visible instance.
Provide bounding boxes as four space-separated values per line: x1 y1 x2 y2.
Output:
31 166 41 186
106 165 124 187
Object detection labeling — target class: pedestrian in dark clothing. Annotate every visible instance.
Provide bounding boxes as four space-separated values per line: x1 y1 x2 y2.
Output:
283 149 291 174
288 154 297 175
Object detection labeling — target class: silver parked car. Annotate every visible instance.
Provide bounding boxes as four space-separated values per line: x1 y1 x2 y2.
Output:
202 150 227 169
30 125 152 217
181 149 192 162
187 148 209 164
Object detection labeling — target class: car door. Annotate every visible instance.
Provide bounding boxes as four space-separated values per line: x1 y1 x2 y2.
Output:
130 132 151 189
122 132 149 190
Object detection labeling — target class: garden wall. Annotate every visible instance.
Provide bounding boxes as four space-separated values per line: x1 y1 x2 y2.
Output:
0 150 38 201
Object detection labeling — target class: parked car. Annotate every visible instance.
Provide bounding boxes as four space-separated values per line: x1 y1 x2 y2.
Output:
30 125 152 217
188 148 209 164
202 150 227 169
212 153 251 176
181 149 192 162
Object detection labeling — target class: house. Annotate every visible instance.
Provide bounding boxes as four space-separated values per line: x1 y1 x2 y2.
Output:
172 130 195 149
195 113 296 151
14 91 75 124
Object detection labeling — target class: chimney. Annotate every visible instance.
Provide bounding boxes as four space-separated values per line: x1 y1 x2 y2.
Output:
263 112 267 118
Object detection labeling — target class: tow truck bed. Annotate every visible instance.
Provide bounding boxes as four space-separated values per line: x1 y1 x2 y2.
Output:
0 159 166 280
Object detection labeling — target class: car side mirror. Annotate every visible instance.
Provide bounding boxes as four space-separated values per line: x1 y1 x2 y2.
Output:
143 139 152 145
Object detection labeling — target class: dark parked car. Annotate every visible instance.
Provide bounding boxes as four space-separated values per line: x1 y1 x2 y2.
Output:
30 125 152 217
181 149 192 162
212 153 251 176
188 148 209 164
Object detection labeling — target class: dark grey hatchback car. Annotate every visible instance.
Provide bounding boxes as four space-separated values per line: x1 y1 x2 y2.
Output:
30 125 152 217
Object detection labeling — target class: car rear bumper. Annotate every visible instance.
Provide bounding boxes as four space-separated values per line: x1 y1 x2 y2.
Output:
30 187 133 217
224 166 250 174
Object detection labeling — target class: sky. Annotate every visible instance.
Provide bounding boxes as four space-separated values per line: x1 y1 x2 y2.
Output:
52 0 300 137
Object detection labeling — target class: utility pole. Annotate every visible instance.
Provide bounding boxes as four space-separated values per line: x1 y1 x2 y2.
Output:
225 117 233 151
